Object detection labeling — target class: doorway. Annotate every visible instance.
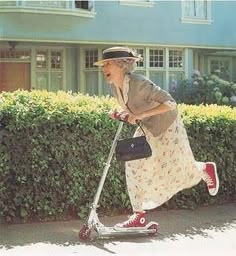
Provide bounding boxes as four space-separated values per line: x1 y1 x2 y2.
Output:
0 63 30 92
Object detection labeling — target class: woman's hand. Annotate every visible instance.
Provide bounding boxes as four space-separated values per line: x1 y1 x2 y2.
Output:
108 110 119 120
119 111 146 124
108 110 144 124
126 114 138 124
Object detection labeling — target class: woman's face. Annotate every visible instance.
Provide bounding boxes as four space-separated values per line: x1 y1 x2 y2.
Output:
101 60 123 84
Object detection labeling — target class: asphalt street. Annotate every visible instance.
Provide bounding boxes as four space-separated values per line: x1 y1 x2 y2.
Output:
0 203 235 256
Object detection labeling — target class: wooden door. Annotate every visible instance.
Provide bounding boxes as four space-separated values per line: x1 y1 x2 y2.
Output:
0 63 30 92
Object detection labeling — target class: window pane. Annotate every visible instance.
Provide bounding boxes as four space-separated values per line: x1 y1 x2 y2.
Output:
101 75 111 95
85 71 98 95
36 73 48 90
51 51 62 70
184 0 194 17
210 60 230 81
183 0 207 19
36 51 48 69
50 73 63 92
195 0 207 19
149 49 164 68
23 1 66 8
169 50 183 68
0 50 31 61
149 72 165 89
75 1 89 10
136 48 144 67
85 50 98 69
169 72 184 92
0 1 16 6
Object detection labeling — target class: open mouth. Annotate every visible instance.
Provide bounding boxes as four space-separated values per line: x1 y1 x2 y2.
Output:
105 73 111 79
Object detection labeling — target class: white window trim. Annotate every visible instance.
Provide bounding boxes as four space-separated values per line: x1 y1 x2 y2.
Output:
149 47 165 70
34 48 65 91
168 48 184 71
181 0 212 25
120 0 155 8
79 46 187 94
0 1 96 18
0 7 96 18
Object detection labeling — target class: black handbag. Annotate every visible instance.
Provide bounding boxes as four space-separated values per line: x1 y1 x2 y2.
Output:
115 124 152 162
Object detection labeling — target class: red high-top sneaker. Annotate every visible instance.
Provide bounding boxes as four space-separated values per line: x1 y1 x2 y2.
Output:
115 212 146 228
203 162 219 196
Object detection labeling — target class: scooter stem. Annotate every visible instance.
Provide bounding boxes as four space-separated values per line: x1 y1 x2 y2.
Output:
92 122 123 209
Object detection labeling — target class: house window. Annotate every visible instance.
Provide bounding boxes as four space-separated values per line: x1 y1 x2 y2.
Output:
169 72 184 92
149 49 164 68
23 1 66 8
0 1 96 18
209 58 232 81
182 0 211 24
51 51 62 69
36 49 63 92
84 49 99 95
75 0 89 10
135 48 144 67
169 50 183 68
81 47 186 94
0 1 16 6
85 50 98 68
0 49 31 61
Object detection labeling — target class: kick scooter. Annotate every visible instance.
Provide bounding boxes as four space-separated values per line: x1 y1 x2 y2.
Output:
78 120 159 240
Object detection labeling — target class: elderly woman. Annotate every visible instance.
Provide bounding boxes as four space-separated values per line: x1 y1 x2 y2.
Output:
94 46 219 228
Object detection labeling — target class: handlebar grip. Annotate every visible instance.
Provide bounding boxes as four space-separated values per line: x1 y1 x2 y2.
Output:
117 113 129 122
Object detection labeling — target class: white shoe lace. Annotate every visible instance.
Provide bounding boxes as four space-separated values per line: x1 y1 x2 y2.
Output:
123 213 139 225
203 172 214 187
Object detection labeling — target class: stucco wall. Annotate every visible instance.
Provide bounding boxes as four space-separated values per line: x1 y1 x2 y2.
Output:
0 1 236 48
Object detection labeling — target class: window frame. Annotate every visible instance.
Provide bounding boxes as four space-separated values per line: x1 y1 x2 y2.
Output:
149 48 165 69
169 49 184 70
35 48 64 92
208 56 233 81
181 0 212 24
80 46 186 94
0 0 96 18
119 0 155 8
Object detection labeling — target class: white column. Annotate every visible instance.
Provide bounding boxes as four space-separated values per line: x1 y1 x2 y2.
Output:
79 47 85 93
184 48 193 79
165 48 169 91
98 49 103 96
145 47 149 78
31 47 36 89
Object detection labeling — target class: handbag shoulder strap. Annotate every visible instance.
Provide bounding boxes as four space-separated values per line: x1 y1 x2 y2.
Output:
124 103 147 136
136 121 146 136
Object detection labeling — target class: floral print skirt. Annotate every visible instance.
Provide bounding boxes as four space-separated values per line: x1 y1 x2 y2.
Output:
125 115 205 211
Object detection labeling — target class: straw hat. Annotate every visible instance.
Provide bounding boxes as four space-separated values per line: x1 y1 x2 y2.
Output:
94 46 142 66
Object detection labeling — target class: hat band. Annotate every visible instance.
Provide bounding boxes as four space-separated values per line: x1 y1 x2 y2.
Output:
103 51 135 60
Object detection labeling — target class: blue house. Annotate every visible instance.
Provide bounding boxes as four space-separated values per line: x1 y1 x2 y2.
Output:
0 0 236 96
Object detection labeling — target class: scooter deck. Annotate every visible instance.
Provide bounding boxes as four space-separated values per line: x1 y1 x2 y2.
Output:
95 222 159 238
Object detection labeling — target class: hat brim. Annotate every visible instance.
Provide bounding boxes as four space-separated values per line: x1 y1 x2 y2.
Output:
94 56 141 66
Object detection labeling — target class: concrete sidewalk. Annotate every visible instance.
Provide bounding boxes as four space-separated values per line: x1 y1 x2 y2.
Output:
0 203 235 256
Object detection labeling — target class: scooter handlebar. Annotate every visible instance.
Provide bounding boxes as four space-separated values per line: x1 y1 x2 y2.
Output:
115 112 129 123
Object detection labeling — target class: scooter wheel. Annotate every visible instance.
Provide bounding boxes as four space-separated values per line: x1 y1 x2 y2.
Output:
78 224 91 240
148 224 158 236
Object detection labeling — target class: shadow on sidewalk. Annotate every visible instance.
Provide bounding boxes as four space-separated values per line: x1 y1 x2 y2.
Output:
0 203 235 253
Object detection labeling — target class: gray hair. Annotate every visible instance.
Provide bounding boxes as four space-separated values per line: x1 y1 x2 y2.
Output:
113 59 137 73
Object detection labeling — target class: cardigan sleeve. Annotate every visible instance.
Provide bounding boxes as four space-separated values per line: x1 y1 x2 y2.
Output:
138 79 176 105
164 100 177 110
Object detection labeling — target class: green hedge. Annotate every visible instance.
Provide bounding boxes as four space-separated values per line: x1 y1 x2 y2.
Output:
0 90 235 223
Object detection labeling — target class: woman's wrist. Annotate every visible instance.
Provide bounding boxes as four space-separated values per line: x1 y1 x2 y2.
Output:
139 112 147 120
